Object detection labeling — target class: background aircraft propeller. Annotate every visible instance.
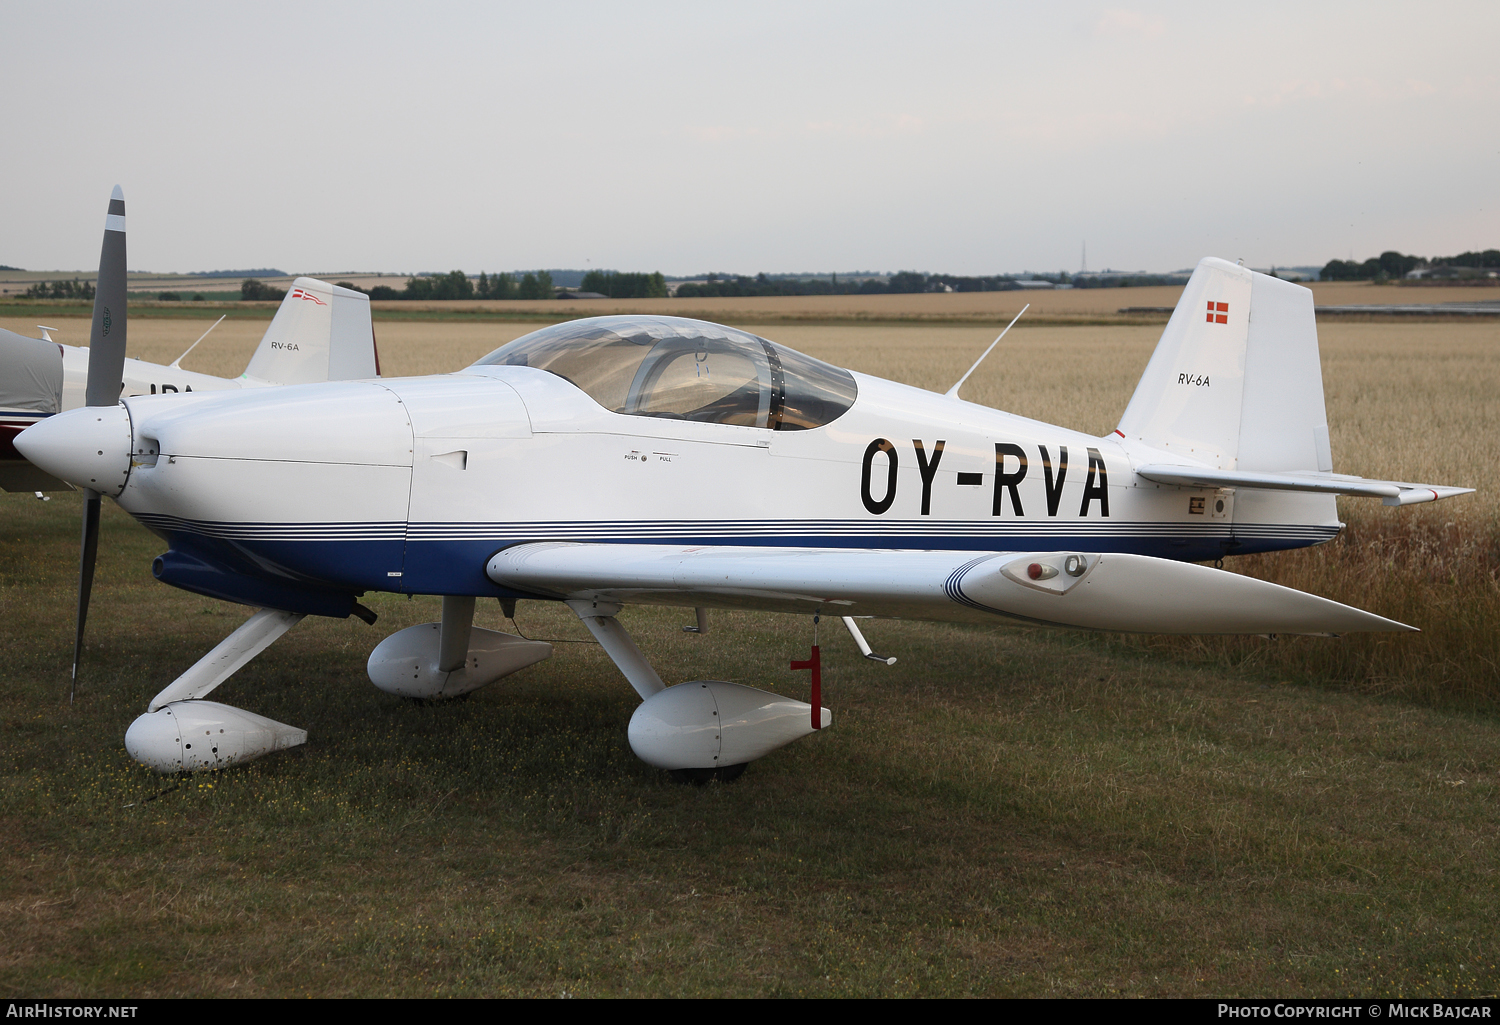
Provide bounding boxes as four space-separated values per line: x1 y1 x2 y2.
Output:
72 185 128 700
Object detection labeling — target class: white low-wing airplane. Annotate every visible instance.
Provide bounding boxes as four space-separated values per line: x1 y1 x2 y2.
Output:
18 191 1473 782
0 269 379 492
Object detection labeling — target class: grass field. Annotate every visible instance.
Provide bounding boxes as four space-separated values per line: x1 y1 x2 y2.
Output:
1 311 1497 997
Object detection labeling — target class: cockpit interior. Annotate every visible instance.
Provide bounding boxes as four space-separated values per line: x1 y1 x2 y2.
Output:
473 316 858 430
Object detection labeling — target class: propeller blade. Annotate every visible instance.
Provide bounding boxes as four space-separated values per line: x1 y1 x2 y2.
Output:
72 186 127 698
72 492 101 700
85 186 127 407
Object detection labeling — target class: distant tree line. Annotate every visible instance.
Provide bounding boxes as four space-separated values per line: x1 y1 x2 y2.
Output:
1072 274 1190 289
241 269 1055 302
923 272 1063 292
580 270 667 298
1322 249 1500 282
241 279 287 301
237 254 1497 305
23 278 95 300
677 273 859 298
675 271 1039 298
351 270 556 301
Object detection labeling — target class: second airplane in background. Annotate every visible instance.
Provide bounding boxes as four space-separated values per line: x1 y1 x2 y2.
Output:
0 268 379 492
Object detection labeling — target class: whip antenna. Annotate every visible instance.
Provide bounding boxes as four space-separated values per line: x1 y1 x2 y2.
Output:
169 314 227 369
945 303 1028 399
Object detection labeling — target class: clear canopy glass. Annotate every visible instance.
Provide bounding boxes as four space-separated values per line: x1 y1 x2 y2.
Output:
471 316 857 430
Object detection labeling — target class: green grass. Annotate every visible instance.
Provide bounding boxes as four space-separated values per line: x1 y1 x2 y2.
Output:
2 493 1497 997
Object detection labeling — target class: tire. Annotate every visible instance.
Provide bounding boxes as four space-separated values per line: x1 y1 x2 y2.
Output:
667 763 748 785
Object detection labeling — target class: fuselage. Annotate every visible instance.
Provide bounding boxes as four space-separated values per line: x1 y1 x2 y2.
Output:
105 361 1340 611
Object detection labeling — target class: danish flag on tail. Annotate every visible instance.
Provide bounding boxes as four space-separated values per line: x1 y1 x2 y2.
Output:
1206 301 1228 324
289 288 326 305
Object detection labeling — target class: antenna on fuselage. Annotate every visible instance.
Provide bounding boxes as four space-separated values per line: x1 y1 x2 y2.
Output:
944 303 1028 399
168 314 227 369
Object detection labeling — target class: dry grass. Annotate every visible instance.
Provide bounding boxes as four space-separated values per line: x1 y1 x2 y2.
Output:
12 310 1489 463
1106 321 1500 708
354 280 1499 325
0 314 538 382
1146 515 1500 705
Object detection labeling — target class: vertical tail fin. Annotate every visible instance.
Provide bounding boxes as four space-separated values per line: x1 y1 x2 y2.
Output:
241 277 379 386
1117 257 1331 473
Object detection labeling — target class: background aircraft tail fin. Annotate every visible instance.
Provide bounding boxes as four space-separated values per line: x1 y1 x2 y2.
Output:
242 277 379 386
1116 257 1330 473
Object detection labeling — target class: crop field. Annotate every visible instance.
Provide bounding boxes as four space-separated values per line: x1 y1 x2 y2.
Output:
1 311 1497 997
4 277 1488 328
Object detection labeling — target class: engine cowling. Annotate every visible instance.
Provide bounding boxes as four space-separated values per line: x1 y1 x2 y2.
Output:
366 624 552 699
627 680 831 771
125 700 306 772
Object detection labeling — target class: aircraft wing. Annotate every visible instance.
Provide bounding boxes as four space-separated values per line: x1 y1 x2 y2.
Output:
487 542 1411 636
1134 464 1473 506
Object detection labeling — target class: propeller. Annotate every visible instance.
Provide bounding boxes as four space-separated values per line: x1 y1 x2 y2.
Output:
71 185 128 700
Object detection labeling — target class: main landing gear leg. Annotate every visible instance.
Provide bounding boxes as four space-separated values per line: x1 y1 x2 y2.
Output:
438 595 476 673
566 598 666 700
125 608 307 772
145 609 304 711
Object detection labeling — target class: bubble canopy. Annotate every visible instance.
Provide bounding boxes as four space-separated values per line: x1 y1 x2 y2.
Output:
471 316 858 431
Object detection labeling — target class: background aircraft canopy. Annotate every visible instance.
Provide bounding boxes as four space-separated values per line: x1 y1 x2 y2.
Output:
473 315 857 430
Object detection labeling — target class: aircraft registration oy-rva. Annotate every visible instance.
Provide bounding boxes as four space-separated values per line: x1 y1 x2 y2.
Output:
17 189 1474 782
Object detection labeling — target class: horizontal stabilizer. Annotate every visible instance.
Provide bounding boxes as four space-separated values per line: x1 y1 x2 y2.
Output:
1135 463 1473 506
488 542 1412 636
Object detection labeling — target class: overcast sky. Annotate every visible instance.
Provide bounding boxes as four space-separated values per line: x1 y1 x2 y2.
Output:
3 1 1495 276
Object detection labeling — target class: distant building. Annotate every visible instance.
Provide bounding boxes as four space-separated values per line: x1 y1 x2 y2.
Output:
1407 267 1499 280
1072 269 1149 281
